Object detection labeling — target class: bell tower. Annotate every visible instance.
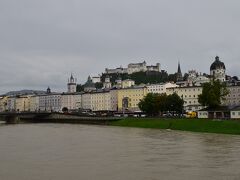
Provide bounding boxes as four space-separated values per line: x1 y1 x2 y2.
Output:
67 74 77 93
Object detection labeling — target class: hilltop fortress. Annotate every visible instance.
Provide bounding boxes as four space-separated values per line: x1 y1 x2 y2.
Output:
105 61 160 74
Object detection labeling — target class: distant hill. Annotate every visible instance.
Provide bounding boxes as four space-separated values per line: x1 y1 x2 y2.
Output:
101 71 176 85
3 90 46 96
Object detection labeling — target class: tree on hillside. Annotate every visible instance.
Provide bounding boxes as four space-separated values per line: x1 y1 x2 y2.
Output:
76 84 84 92
101 71 170 85
168 73 177 82
95 82 103 89
198 80 229 108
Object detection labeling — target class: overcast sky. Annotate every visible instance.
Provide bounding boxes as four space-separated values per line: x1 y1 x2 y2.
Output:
0 0 240 94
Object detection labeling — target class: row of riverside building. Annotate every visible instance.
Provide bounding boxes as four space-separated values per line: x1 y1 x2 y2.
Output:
0 57 240 118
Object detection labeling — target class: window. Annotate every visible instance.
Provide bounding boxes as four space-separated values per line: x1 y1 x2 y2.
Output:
232 112 235 115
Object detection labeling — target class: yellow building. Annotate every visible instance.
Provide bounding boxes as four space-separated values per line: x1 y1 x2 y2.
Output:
15 96 31 112
0 96 8 112
115 86 147 112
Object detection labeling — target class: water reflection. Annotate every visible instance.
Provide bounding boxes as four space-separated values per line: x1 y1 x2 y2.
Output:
0 124 240 180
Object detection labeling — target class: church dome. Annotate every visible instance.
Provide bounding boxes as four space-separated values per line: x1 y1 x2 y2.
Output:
210 56 226 71
84 76 95 88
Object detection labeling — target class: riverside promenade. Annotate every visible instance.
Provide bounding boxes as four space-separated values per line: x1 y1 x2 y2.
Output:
0 112 121 124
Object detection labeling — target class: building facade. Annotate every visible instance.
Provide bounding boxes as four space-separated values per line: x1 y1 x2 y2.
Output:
0 96 8 112
116 87 148 112
61 93 82 111
121 79 135 88
39 93 62 112
15 96 31 112
81 90 111 111
166 86 204 112
30 95 40 112
222 86 240 107
147 82 178 94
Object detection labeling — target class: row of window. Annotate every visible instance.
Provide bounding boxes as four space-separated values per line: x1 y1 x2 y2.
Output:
231 112 240 116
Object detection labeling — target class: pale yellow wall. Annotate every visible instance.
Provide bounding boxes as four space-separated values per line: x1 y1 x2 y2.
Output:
30 96 39 112
91 92 111 111
117 87 147 111
0 96 8 112
82 92 111 111
15 96 31 112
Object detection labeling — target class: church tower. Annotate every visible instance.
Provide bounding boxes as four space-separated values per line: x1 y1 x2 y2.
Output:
46 87 51 94
176 62 183 82
67 74 77 93
103 75 112 89
210 56 226 82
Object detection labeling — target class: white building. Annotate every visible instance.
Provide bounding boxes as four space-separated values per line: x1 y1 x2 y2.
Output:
121 79 135 88
103 75 112 89
105 67 128 74
194 75 210 86
222 86 240 107
197 110 209 119
39 89 61 112
92 76 101 83
230 106 240 119
166 86 204 112
147 82 178 94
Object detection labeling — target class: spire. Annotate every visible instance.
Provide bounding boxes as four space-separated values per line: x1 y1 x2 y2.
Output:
177 61 183 82
177 61 182 74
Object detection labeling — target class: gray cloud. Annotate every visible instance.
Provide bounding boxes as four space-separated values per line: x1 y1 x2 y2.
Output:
0 0 240 93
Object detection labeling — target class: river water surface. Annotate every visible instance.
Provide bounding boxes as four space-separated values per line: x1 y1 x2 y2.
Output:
0 123 240 180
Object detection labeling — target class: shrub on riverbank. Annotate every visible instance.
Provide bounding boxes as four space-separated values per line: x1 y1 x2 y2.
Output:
110 118 240 135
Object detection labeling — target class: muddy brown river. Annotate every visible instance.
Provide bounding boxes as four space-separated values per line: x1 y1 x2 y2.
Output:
0 123 240 180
